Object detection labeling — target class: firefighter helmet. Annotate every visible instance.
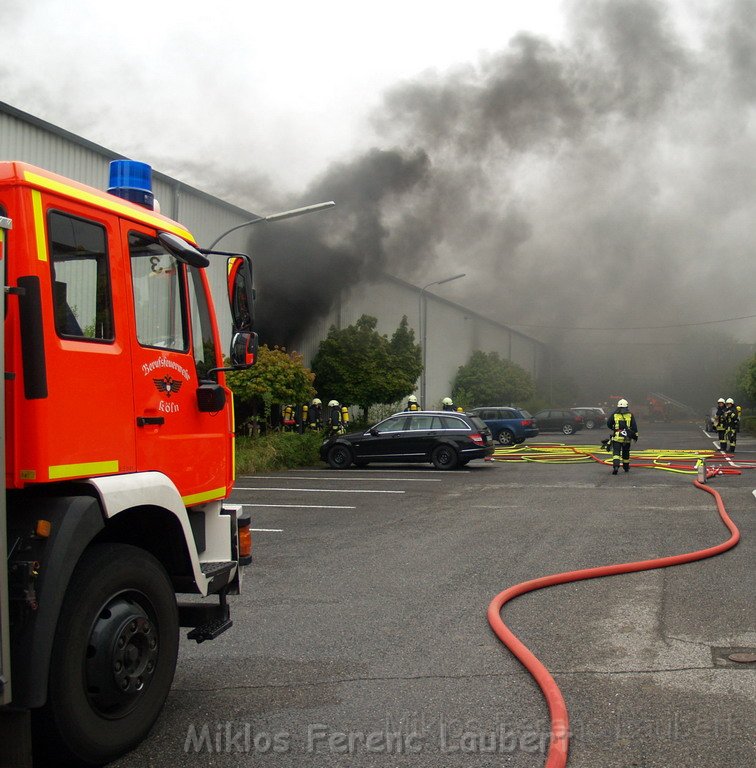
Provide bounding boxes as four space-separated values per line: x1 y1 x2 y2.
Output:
408 395 418 403
312 398 321 406
328 399 339 407
717 397 725 404
617 398 629 408
442 397 453 406
725 397 734 404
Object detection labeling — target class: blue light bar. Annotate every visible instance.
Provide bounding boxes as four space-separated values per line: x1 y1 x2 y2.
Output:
108 159 154 210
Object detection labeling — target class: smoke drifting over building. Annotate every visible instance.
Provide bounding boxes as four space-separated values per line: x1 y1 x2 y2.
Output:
252 0 755 377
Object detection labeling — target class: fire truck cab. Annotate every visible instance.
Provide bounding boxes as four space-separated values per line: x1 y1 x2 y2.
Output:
0 160 255 766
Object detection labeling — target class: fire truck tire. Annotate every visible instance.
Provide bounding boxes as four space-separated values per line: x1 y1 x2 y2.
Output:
38 543 179 765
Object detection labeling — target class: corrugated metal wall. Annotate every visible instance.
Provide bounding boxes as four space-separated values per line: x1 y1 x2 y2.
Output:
1 102 546 404
295 274 546 407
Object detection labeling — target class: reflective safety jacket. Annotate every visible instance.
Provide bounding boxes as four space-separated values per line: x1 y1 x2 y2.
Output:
406 402 420 411
608 410 638 443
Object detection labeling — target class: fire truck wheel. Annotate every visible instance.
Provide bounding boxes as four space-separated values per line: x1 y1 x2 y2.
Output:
39 543 179 765
327 444 353 469
431 444 458 470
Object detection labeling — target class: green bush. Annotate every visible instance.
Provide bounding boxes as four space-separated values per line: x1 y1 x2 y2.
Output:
235 431 323 474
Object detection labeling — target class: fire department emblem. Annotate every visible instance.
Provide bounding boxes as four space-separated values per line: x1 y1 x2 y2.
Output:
153 376 183 397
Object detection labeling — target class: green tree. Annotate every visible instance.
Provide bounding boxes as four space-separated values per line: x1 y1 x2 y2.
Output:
452 350 535 407
226 344 315 428
735 353 756 402
311 314 421 418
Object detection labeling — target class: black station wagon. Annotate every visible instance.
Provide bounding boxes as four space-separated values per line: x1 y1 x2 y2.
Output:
320 411 494 470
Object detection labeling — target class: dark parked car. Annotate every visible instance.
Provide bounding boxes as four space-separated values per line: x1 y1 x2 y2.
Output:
570 407 607 430
468 406 539 446
320 411 494 470
532 408 584 435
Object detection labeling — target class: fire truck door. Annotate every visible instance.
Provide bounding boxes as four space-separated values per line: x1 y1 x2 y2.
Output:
125 224 229 504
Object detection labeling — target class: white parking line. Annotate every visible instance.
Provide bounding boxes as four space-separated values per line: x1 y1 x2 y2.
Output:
752 490 756 503
285 469 471 475
235 487 404 494
250 527 284 532
241 503 356 510
244 475 441 483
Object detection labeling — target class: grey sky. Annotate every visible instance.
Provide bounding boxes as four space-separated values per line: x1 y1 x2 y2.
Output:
2 0 755 347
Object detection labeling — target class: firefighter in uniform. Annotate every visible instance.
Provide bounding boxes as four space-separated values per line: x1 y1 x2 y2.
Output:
281 404 296 431
308 398 323 431
714 397 727 448
442 397 455 411
327 399 345 435
722 398 739 453
298 402 308 434
607 398 638 474
405 395 420 411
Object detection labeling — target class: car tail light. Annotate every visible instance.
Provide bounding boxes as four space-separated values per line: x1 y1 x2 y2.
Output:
469 432 485 445
520 419 533 427
574 415 583 423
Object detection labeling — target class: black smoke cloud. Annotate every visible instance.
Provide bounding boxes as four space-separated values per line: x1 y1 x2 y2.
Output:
249 0 755 395
249 148 429 346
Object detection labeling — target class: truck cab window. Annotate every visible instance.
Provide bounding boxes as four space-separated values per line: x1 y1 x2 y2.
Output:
187 266 218 380
48 212 113 340
128 232 188 351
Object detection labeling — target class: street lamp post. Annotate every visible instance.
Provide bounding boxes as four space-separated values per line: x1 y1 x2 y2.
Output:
418 273 466 408
206 201 335 251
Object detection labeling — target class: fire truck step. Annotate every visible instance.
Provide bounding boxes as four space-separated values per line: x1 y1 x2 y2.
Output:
186 616 233 644
200 560 236 578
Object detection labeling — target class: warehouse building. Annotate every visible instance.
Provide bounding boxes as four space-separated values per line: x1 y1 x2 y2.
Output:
0 102 546 406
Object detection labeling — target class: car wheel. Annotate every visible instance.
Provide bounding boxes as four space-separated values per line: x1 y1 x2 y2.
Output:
562 424 575 435
327 444 353 469
431 444 458 470
497 429 515 446
37 544 179 766
585 419 595 429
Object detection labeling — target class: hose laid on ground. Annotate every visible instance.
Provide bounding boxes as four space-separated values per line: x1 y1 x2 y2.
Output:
487 475 741 768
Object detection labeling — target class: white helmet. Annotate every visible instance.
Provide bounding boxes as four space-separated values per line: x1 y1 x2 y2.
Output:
617 398 629 408
442 397 453 405
312 398 321 405
328 399 339 407
717 398 725 404
408 395 418 403
725 397 734 405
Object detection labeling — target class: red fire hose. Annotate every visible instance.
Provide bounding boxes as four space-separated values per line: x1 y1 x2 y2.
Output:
487 476 741 768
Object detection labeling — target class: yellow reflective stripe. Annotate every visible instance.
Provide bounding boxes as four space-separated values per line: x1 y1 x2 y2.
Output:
31 190 47 261
182 486 226 507
48 460 119 480
23 170 195 242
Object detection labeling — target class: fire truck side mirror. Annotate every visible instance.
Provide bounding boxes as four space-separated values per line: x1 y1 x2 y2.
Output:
158 232 209 268
230 331 258 367
227 256 255 332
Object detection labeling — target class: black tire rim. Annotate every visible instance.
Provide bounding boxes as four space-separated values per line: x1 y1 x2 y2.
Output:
331 446 349 467
435 447 453 466
84 592 159 719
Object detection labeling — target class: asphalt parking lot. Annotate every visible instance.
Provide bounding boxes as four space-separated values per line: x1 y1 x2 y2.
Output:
114 422 755 768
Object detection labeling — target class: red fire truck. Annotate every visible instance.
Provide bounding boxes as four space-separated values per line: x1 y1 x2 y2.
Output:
0 160 258 765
